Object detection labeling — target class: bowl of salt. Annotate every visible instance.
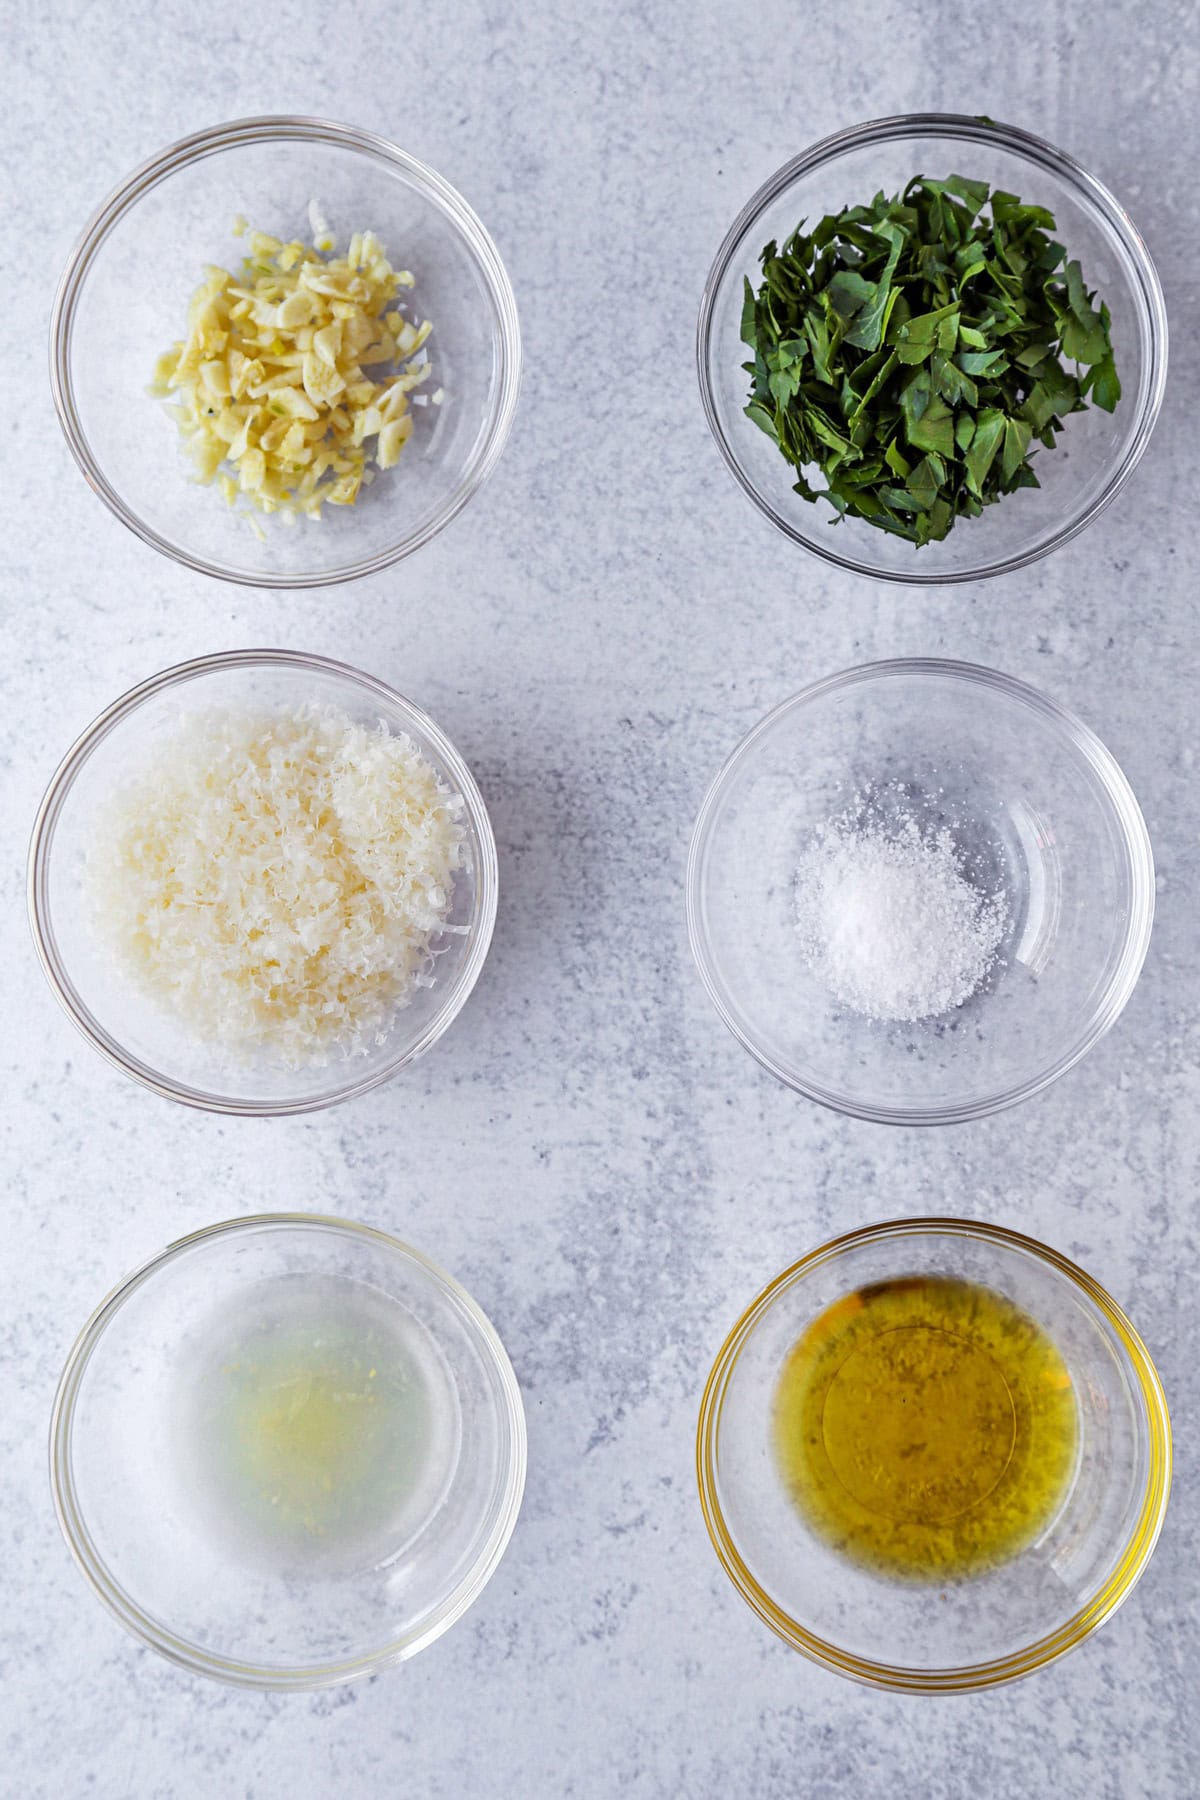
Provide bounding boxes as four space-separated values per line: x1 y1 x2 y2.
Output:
686 658 1153 1125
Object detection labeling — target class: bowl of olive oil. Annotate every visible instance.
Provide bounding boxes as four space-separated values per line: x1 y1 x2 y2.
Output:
51 1215 526 1688
697 1219 1170 1692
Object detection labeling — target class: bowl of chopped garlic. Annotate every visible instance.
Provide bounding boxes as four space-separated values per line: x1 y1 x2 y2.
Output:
28 650 498 1114
686 658 1154 1125
50 118 521 586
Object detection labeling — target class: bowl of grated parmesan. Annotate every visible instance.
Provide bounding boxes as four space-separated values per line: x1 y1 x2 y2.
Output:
28 650 498 1114
50 117 521 587
687 658 1154 1125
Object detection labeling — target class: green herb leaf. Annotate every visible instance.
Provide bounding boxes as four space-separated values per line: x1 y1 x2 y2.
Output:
906 391 955 458
844 222 904 351
1001 414 1033 481
964 409 1005 494
740 277 758 349
1085 354 1122 413
890 301 961 365
906 453 944 512
825 269 875 320
739 173 1119 545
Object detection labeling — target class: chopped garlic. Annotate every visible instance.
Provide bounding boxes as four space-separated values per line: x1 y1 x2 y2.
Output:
307 198 331 246
89 705 467 1065
150 223 436 522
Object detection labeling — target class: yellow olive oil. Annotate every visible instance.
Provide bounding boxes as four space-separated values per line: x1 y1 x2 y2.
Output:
173 1275 460 1572
773 1275 1078 1579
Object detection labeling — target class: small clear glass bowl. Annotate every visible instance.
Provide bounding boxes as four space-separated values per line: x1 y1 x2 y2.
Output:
51 1214 527 1689
698 1219 1171 1693
50 116 521 587
697 114 1167 583
687 658 1153 1125
27 649 498 1115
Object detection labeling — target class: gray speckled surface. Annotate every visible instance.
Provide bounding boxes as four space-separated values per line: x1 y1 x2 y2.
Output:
3 2 1197 1795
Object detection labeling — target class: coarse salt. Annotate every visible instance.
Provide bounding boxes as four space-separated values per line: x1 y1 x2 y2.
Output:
794 808 1009 1023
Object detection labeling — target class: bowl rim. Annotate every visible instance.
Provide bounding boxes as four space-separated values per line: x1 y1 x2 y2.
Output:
26 647 500 1116
686 655 1155 1126
696 111 1169 585
50 1211 528 1691
696 1215 1172 1694
49 113 522 589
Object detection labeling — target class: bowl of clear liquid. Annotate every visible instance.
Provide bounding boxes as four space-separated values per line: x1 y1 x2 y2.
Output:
50 1215 526 1688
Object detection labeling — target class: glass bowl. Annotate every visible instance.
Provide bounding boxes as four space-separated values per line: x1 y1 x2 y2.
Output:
687 658 1153 1125
50 116 521 587
697 114 1167 583
51 1214 527 1689
698 1218 1171 1693
27 649 498 1115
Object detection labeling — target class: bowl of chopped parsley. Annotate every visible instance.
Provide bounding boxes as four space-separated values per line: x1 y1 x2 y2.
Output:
697 114 1167 583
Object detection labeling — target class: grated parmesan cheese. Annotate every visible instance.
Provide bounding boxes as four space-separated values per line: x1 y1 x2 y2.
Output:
89 705 467 1065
